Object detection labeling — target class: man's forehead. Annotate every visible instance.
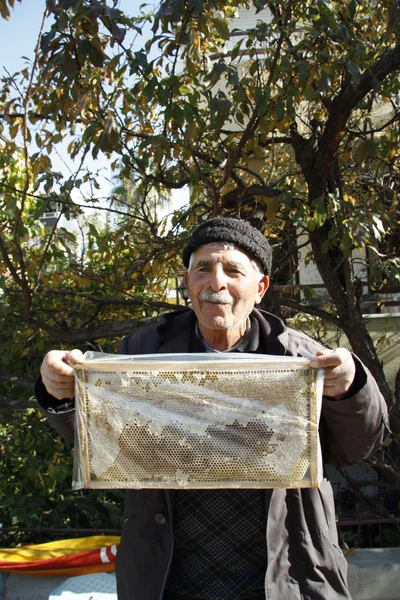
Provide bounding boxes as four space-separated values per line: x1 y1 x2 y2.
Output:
191 243 252 266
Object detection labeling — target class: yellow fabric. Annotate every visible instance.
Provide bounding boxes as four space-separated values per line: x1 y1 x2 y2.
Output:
0 536 120 564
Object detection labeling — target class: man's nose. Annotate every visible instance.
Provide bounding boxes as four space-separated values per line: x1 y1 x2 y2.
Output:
208 267 228 291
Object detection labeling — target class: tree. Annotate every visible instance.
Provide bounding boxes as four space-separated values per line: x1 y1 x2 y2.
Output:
0 142 183 404
0 0 399 419
0 406 124 546
111 165 172 228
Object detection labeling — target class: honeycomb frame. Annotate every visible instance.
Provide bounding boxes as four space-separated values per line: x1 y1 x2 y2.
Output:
72 353 323 490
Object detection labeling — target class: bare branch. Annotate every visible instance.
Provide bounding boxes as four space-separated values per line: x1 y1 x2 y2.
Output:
279 296 342 328
0 395 37 409
315 43 400 177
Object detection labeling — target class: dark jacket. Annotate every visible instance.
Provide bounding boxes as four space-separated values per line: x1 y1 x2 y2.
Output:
37 308 389 600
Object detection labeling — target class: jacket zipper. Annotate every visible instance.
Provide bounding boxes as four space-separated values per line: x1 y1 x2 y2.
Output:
158 490 174 600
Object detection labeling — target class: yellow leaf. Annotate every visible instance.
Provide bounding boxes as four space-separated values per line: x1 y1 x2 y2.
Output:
0 0 10 19
265 199 278 223
259 119 274 134
184 121 198 142
79 277 91 288
142 262 152 274
341 151 351 164
26 263 36 279
307 220 316 231
155 147 164 163
343 194 357 206
31 155 51 175
9 123 19 139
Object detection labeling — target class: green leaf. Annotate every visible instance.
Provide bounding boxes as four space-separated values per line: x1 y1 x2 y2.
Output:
35 133 43 148
204 60 228 86
317 70 330 93
321 238 331 254
353 139 377 164
249 60 259 75
254 0 268 13
187 0 204 11
312 196 325 215
88 223 99 237
346 60 361 87
82 122 98 141
210 95 233 116
342 231 353 255
231 39 243 61
88 39 105 68
387 1 400 36
383 437 393 447
274 99 285 122
303 286 316 302
212 17 230 40
33 200 46 220
235 111 245 125
63 50 77 80
348 0 356 20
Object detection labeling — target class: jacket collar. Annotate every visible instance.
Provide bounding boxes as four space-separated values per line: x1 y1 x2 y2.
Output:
156 307 288 355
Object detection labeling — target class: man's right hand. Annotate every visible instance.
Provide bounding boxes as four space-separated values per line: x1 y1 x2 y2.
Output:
40 349 84 399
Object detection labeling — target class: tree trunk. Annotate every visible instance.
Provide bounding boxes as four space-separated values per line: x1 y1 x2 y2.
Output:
340 314 392 404
309 226 393 407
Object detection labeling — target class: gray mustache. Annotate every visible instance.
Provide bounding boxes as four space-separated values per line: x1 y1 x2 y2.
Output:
199 290 234 305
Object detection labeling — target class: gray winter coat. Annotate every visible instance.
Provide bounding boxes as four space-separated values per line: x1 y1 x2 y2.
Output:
36 308 389 600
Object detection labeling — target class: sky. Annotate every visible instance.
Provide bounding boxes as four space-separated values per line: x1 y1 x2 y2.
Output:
0 0 189 211
0 1 45 74
0 0 149 73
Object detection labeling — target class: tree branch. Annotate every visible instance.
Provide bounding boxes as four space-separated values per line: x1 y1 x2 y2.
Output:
279 296 342 328
316 42 400 176
0 372 34 390
218 0 296 191
23 315 159 344
0 395 37 409
221 183 282 209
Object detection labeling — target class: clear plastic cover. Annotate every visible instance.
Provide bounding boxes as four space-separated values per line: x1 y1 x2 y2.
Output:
72 352 324 490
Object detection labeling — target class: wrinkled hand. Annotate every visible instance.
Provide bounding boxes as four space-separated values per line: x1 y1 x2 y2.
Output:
309 348 356 398
40 349 84 400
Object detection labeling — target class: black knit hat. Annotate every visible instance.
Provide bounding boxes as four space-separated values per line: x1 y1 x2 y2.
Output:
182 217 273 275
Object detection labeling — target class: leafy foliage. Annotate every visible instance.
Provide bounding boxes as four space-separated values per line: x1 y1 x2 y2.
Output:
0 1 398 386
0 408 124 545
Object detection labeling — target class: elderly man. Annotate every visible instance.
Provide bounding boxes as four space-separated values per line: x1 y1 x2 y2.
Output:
36 217 389 600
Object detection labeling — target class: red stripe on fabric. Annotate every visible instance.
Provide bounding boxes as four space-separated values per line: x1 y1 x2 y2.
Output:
0 546 118 571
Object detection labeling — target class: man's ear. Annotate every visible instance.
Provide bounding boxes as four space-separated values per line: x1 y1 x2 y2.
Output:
255 275 270 305
183 270 191 300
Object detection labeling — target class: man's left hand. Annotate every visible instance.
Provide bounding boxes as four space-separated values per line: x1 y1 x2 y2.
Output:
309 348 356 398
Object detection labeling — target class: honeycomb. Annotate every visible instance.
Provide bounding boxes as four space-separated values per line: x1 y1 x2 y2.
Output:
73 355 322 490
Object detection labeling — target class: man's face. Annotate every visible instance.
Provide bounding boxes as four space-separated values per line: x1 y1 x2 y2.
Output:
184 243 269 334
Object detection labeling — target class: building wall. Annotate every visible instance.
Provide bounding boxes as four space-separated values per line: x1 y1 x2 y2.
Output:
324 313 400 390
